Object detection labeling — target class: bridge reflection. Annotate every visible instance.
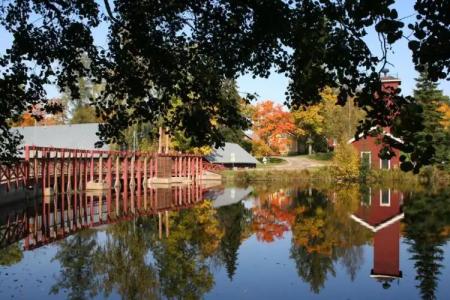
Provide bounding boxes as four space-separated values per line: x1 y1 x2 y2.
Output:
0 183 206 250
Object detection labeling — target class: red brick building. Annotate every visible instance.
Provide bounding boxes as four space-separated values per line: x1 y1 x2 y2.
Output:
348 76 403 170
351 188 404 287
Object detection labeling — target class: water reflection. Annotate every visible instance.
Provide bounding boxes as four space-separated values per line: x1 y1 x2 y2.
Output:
0 184 449 299
351 188 404 288
289 187 371 293
0 184 204 251
403 189 450 300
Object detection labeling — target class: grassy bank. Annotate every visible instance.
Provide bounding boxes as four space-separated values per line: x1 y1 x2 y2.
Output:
221 166 449 188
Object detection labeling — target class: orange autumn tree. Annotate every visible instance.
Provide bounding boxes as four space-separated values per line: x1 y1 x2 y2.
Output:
12 100 66 127
252 190 296 243
14 112 36 127
438 102 450 129
252 100 296 155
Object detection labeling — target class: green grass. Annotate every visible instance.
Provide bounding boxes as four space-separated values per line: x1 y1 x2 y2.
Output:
256 157 287 165
307 152 334 161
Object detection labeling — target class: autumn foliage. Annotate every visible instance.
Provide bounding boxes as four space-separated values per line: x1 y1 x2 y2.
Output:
252 101 296 155
438 103 450 130
252 190 295 243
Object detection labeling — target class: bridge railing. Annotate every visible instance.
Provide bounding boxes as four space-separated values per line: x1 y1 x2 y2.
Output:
0 162 29 191
1 145 205 193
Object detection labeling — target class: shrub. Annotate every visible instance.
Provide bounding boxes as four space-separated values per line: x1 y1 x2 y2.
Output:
332 141 360 180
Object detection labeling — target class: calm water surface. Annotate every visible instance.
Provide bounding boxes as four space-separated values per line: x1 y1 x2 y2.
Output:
0 183 449 299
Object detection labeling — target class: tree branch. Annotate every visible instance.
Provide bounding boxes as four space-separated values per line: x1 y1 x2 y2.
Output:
103 0 119 23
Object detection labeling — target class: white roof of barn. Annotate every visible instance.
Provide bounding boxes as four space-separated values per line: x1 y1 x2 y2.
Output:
207 142 259 165
13 123 108 151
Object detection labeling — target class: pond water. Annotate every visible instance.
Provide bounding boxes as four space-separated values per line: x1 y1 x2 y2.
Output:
0 183 450 299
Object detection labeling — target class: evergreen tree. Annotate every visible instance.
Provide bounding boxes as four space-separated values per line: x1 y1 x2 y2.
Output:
403 189 450 300
414 73 450 170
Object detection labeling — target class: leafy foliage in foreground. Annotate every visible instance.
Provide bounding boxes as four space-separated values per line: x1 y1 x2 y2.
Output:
1 0 449 171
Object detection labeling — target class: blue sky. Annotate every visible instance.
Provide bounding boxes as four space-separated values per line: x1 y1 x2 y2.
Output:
1 1 449 104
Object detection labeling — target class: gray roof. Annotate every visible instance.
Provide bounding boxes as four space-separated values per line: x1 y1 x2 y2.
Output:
209 187 253 208
13 123 108 150
206 142 259 164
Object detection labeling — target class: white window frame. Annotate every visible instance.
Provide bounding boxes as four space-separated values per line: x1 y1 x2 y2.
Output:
360 151 372 168
380 189 391 207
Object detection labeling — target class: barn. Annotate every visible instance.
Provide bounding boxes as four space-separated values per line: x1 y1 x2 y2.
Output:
206 142 259 169
348 128 402 170
13 123 107 151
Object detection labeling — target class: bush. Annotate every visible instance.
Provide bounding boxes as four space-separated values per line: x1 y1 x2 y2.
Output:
332 141 359 180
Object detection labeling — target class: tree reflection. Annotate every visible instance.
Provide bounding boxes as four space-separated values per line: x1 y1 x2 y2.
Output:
216 201 252 280
95 217 160 299
50 230 99 300
252 189 296 243
0 242 23 266
403 189 450 300
290 187 371 293
150 201 223 299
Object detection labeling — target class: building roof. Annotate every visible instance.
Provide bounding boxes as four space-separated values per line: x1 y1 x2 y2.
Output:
206 142 259 165
347 126 403 144
381 75 401 83
13 123 108 151
208 187 253 208
350 213 404 233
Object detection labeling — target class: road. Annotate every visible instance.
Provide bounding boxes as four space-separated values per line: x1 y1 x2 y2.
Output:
262 155 329 170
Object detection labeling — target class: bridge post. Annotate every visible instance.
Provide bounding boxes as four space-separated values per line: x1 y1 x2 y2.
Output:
115 156 121 189
137 156 142 208
41 150 46 195
107 154 112 190
24 145 30 187
143 156 148 211
53 151 59 194
143 156 148 186
122 154 128 213
73 151 78 192
188 157 191 180
78 152 84 191
90 151 94 182
66 152 71 193
99 155 103 183
129 155 135 190
60 150 65 195
174 156 177 178
149 156 153 179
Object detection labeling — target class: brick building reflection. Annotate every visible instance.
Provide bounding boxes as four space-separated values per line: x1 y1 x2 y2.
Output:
351 188 404 288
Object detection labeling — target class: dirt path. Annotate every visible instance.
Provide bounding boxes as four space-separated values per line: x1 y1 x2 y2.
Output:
261 155 329 171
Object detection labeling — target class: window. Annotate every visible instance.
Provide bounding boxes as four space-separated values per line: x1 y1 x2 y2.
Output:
361 152 371 168
361 186 372 206
380 189 391 206
380 159 390 170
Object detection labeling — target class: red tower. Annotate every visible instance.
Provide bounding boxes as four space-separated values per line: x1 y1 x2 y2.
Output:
348 74 403 170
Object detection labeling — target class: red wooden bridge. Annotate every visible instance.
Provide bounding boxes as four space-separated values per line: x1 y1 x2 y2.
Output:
0 145 222 195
